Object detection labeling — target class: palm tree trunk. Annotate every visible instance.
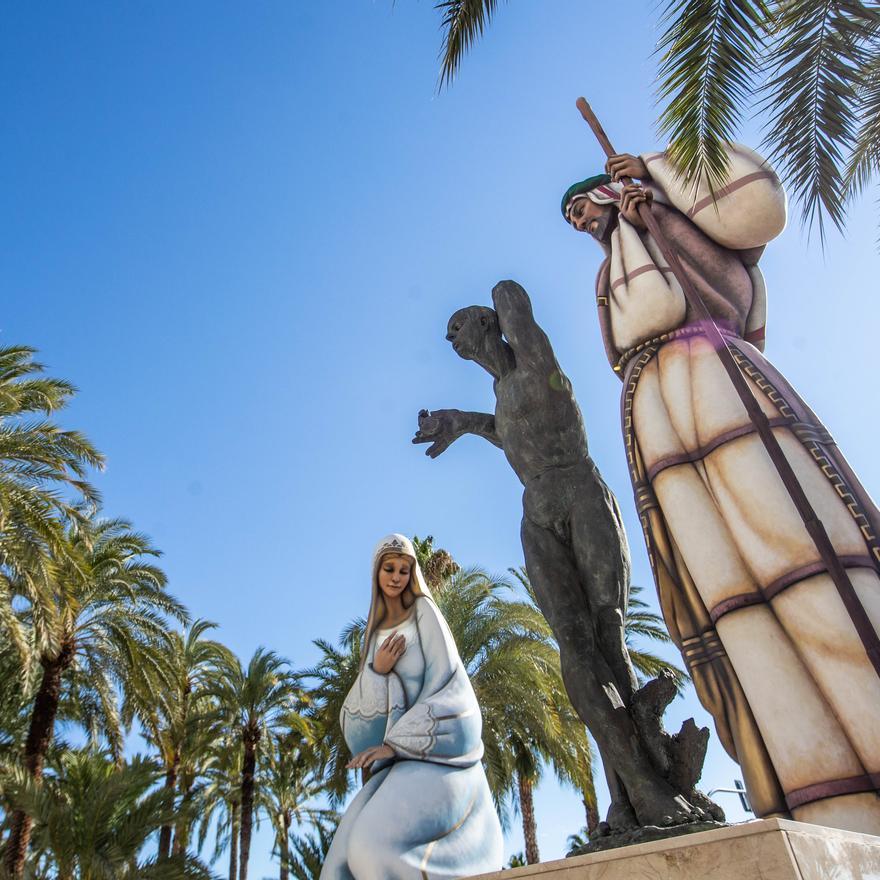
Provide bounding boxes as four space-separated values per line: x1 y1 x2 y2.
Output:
517 771 540 865
279 809 291 880
171 820 187 855
158 758 179 859
582 780 600 835
238 733 258 880
4 642 73 879
228 800 240 880
172 780 191 856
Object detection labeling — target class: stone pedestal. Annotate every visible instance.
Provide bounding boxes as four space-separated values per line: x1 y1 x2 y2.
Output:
469 818 880 879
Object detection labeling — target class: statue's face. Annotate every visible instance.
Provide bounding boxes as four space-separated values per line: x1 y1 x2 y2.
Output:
377 554 412 600
568 198 617 244
446 307 498 362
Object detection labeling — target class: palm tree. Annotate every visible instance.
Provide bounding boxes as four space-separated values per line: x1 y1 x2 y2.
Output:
286 820 338 880
3 515 186 879
0 345 103 665
654 0 880 237
440 566 594 865
0 633 34 762
126 618 235 860
411 535 459 588
431 1 880 236
213 648 298 880
193 730 243 880
302 622 364 804
566 826 589 856
1 748 214 879
625 584 686 691
259 724 332 880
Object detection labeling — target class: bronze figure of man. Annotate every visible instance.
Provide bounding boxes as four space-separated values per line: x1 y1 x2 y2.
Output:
414 279 710 828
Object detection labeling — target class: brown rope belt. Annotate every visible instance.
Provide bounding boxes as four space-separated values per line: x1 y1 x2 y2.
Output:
615 322 740 375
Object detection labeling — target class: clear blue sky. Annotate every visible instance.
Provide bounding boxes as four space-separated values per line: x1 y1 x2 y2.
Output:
3 2 879 875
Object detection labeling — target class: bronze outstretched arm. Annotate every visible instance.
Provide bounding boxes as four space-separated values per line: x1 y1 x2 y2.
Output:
412 408 502 458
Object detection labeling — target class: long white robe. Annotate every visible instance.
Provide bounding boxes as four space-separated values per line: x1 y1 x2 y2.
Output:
593 147 880 832
321 597 503 880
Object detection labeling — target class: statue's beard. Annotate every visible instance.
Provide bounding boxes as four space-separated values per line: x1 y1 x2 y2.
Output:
590 207 618 246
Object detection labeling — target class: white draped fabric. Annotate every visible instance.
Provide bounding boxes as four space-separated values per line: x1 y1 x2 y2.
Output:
321 536 502 880
595 146 880 831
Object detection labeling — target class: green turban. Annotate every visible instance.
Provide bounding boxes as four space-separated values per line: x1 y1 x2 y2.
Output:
561 173 612 221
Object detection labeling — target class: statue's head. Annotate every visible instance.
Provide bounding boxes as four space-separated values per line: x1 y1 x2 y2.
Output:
561 174 620 245
361 534 432 671
446 306 501 364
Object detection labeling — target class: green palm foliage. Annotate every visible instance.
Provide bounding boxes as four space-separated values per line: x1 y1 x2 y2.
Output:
565 826 589 856
0 638 34 762
438 568 595 834
846 49 880 197
435 0 501 89
624 583 687 690
286 820 338 880
213 649 299 880
302 622 364 804
1 749 215 879
3 515 186 879
655 0 769 196
193 731 244 880
0 345 103 664
658 0 880 237
125 619 235 860
259 727 333 880
432 1 880 236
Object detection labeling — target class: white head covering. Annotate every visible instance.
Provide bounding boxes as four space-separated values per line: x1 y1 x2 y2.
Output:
564 180 626 221
361 534 432 669
585 180 625 205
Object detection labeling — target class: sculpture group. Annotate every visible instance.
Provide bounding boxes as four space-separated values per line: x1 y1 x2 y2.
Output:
322 128 880 878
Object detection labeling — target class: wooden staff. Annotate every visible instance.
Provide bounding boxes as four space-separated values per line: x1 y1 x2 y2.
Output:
575 97 880 679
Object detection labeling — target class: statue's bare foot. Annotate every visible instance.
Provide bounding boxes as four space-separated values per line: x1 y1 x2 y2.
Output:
605 796 638 833
628 782 706 827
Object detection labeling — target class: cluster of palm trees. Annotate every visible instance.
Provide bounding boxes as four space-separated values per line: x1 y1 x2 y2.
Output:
0 345 683 878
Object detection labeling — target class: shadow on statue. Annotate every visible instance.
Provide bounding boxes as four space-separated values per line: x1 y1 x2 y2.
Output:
414 279 723 846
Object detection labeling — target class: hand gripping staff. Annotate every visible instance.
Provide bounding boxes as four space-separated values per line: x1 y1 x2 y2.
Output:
575 96 880 680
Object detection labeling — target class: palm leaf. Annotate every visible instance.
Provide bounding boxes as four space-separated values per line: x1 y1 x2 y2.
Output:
657 0 769 191
762 0 877 237
436 0 503 88
844 44 880 197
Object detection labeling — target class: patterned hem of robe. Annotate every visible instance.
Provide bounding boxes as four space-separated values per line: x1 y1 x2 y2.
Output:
620 333 880 824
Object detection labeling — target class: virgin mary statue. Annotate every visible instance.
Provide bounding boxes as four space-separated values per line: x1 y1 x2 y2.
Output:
320 534 504 880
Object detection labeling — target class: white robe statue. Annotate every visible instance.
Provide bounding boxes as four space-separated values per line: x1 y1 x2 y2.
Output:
568 146 880 833
321 535 504 880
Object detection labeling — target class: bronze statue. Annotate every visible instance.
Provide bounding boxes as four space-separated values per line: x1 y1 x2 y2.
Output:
414 280 721 832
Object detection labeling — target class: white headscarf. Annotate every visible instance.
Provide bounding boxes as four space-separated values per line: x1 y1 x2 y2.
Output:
361 534 432 669
564 181 626 222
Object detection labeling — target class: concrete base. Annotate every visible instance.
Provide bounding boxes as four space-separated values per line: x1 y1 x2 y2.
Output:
469 819 880 879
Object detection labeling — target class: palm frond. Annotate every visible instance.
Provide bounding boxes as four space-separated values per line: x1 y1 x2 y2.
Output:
844 44 880 197
657 0 769 191
436 0 503 89
762 0 877 237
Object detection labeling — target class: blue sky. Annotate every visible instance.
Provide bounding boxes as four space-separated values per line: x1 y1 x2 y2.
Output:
3 1 879 874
